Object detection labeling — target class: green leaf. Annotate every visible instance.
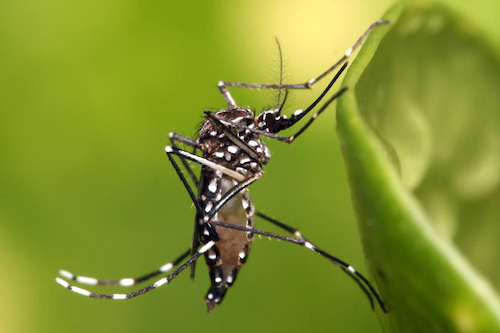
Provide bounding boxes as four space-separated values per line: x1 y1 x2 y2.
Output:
337 1 500 332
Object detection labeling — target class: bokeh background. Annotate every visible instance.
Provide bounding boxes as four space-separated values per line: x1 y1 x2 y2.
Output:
1 1 499 332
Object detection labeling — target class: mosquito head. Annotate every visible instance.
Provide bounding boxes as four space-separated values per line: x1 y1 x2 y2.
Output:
255 88 289 133
256 110 284 133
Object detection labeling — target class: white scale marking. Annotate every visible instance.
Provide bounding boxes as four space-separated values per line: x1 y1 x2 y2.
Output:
236 167 247 175
347 266 356 273
208 179 218 193
160 263 173 272
238 251 246 259
208 251 216 260
345 47 353 57
205 201 213 213
71 286 91 297
154 278 168 288
248 140 258 147
59 269 73 280
227 275 233 284
305 242 315 250
165 146 244 182
214 151 224 158
242 199 249 210
264 146 271 158
119 278 135 286
240 157 251 164
76 276 98 285
215 277 222 283
199 241 215 253
227 145 239 154
293 109 303 117
56 277 69 288
112 294 127 300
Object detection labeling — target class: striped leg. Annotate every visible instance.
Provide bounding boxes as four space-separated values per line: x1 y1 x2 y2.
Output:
167 132 203 279
255 211 307 241
58 249 190 288
254 211 384 310
55 242 215 300
166 146 245 182
218 20 389 108
169 132 200 186
209 220 387 313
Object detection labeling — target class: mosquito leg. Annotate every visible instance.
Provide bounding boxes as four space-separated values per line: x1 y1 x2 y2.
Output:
165 146 204 214
56 242 216 300
166 146 245 182
255 211 307 241
169 132 201 187
58 249 191 287
166 135 206 278
218 20 389 107
254 212 380 310
209 220 387 313
169 132 199 148
164 144 250 220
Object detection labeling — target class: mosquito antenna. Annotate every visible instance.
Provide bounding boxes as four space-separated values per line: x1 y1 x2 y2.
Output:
274 37 284 112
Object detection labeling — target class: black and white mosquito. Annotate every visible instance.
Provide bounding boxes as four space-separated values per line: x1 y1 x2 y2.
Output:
56 20 389 313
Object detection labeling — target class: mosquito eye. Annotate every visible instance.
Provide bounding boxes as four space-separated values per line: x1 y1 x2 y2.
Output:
264 113 280 133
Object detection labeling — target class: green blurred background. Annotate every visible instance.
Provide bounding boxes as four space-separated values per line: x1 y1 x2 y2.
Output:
1 1 499 332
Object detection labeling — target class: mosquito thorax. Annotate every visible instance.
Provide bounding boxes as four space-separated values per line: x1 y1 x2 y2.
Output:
198 108 271 168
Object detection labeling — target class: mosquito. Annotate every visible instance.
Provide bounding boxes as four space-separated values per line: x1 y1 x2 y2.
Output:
56 20 389 313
